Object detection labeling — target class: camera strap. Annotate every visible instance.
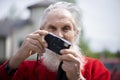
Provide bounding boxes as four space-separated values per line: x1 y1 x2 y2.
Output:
56 61 68 80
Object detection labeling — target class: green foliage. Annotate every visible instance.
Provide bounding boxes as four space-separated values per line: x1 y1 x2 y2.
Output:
79 37 118 59
116 51 120 58
79 29 118 59
79 38 100 59
100 50 117 58
0 57 6 65
79 30 100 58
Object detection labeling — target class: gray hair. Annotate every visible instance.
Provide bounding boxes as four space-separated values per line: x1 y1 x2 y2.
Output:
40 1 83 45
40 2 86 80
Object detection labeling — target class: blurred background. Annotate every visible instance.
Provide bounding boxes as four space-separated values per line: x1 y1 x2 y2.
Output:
0 0 120 80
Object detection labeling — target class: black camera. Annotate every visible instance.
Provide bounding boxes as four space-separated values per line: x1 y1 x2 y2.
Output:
44 33 71 55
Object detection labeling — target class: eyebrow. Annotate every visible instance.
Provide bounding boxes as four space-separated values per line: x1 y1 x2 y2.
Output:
48 24 56 28
44 19 75 29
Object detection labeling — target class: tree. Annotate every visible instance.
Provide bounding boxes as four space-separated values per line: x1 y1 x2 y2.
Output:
116 51 120 58
79 29 100 58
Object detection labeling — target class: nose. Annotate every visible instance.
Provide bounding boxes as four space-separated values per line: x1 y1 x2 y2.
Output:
54 30 64 38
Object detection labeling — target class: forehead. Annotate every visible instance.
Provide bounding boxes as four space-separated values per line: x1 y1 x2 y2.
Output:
44 9 75 25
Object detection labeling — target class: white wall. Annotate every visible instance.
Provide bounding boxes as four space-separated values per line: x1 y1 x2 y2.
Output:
6 7 47 59
30 7 46 29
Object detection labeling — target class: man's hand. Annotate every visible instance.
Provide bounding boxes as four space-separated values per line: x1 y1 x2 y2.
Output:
9 30 48 69
60 49 81 80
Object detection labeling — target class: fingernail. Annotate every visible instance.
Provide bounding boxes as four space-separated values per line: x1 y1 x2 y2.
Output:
60 50 64 54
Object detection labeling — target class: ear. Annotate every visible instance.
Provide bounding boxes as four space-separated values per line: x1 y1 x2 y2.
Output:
75 30 80 37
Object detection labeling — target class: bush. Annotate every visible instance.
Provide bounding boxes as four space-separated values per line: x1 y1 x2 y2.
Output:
0 57 6 65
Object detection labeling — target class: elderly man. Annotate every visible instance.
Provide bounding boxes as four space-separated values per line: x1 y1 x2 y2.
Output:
0 1 110 80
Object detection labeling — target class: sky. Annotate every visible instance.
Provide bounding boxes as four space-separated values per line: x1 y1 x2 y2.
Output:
0 0 40 19
76 0 120 52
0 0 120 52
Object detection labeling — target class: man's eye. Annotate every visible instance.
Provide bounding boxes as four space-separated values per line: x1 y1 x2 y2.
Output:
48 25 56 31
62 25 71 32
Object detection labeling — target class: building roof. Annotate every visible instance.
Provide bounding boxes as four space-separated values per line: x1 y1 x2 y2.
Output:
0 19 31 36
28 0 55 9
0 0 56 36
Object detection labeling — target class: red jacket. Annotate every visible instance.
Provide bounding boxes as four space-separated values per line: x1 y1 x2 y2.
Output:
0 57 110 80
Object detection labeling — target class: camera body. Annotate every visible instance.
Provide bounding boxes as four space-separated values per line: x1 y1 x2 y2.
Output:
44 33 71 55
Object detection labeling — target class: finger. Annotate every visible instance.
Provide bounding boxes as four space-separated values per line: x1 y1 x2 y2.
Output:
60 54 75 62
33 30 48 47
29 38 45 52
27 33 47 48
60 53 79 63
62 61 80 72
62 61 72 72
41 37 48 48
26 37 45 54
60 54 72 61
33 30 48 36
28 42 42 54
60 49 78 57
62 59 80 69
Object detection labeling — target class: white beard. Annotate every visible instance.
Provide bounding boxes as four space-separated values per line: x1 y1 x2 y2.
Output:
42 44 86 72
42 49 61 72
